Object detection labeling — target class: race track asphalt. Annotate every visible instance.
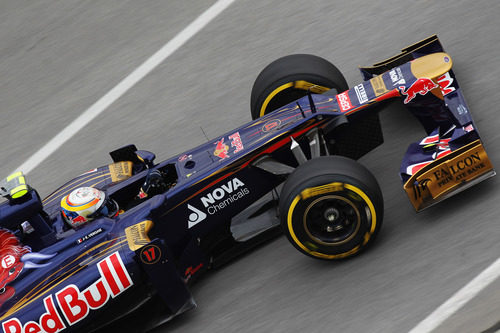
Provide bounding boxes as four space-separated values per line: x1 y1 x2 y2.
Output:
1 1 499 332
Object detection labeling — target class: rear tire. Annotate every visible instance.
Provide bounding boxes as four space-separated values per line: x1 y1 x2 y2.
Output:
279 156 383 260
250 54 348 119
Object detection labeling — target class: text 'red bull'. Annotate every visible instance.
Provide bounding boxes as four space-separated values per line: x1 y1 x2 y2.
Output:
2 252 132 333
399 77 438 104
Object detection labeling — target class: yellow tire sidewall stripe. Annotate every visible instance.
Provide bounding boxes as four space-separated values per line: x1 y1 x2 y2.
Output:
258 80 332 117
259 82 294 117
286 182 377 259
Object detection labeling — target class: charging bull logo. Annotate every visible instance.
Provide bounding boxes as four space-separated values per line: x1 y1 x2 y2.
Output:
213 138 230 160
0 229 55 308
399 78 438 104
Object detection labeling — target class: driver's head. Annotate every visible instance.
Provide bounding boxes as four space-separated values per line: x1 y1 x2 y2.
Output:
61 187 117 228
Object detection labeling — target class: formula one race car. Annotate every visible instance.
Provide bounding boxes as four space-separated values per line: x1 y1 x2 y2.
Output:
0 35 494 332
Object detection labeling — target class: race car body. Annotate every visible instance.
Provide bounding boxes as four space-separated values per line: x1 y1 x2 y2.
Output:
0 35 494 332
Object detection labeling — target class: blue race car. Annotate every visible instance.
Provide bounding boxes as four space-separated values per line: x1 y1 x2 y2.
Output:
0 35 494 332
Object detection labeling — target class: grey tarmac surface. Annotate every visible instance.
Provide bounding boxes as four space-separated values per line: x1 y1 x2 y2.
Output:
1 0 499 332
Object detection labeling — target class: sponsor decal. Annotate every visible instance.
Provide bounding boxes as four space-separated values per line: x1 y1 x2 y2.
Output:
200 178 249 209
2 296 65 333
76 228 103 244
125 220 153 251
187 178 250 227
300 182 344 200
187 204 207 228
229 132 244 153
411 178 431 200
185 263 203 280
404 141 493 210
437 72 456 96
139 245 161 265
1 255 15 269
370 75 388 96
354 84 368 104
389 68 405 85
262 119 281 133
109 161 133 182
336 91 353 112
399 78 438 104
431 151 485 187
414 143 492 196
213 133 244 160
213 138 230 160
178 154 192 162
464 124 474 132
1 252 132 333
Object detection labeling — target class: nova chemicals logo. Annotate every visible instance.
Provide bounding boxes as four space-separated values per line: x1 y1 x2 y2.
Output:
188 204 207 228
200 178 250 214
187 178 250 228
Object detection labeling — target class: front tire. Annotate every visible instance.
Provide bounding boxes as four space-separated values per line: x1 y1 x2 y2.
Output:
250 54 348 119
279 156 383 260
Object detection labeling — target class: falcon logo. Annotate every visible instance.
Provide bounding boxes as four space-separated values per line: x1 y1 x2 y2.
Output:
412 178 431 199
187 204 207 228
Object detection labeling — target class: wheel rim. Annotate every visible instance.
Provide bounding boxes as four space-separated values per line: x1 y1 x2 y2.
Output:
303 195 361 245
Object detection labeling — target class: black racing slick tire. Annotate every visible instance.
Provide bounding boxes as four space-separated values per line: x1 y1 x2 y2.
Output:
250 54 348 119
279 156 383 260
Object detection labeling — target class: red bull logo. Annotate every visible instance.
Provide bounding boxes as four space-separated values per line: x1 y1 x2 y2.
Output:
213 138 230 160
1 252 132 333
228 132 244 153
399 78 438 104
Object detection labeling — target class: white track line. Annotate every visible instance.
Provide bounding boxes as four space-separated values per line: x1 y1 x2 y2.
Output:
409 257 500 332
14 0 236 175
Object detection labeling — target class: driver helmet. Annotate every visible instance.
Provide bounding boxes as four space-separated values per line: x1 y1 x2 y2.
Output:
61 187 118 228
